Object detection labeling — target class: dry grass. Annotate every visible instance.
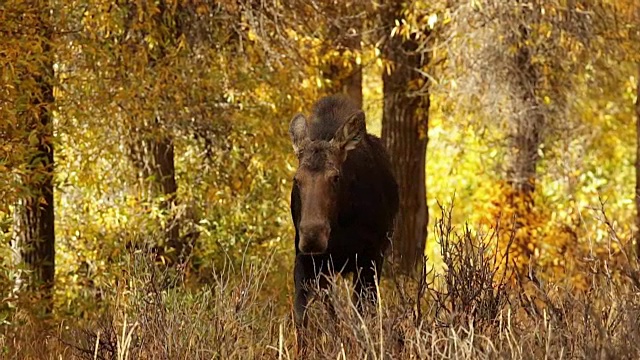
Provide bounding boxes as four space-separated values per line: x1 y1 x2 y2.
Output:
3 206 640 359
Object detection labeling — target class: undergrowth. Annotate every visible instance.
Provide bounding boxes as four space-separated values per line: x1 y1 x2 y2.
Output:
3 204 640 359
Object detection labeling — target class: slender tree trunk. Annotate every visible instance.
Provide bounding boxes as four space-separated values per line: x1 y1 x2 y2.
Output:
507 22 543 201
635 63 640 258
379 2 430 274
146 129 183 264
127 120 184 265
121 1 187 266
504 6 544 267
323 18 363 107
12 15 56 311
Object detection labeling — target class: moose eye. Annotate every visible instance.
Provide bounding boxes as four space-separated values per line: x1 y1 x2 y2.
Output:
330 174 341 185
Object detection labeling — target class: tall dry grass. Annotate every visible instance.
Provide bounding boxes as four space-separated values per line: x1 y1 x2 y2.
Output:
3 205 640 359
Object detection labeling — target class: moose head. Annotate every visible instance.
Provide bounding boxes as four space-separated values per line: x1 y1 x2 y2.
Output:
289 110 367 254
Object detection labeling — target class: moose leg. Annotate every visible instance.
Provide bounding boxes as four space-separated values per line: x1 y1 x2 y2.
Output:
294 254 337 325
353 256 382 312
294 254 337 354
316 263 338 322
294 254 312 354
294 254 312 328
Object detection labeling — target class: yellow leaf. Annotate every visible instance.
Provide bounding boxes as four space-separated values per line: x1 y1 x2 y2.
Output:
428 14 438 29
248 30 257 41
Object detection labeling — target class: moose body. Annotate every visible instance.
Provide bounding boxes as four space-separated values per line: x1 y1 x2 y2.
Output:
288 95 399 326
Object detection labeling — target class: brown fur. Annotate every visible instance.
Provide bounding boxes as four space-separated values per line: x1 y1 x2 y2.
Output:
289 95 399 330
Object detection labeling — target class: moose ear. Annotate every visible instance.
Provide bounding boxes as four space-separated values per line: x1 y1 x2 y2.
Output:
289 113 308 155
332 110 366 152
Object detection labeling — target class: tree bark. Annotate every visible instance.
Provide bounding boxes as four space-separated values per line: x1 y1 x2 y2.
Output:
121 1 188 266
144 127 183 264
379 2 430 275
126 118 184 265
11 13 56 311
635 63 640 258
507 22 543 201
504 5 544 266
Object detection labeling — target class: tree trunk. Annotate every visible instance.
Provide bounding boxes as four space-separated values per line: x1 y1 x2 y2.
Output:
121 1 188 266
507 22 543 201
504 7 544 267
379 2 430 275
12 16 56 311
145 129 183 264
635 63 640 258
323 17 363 107
127 120 184 265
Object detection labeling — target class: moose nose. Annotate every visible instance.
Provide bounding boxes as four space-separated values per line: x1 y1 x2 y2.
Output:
299 223 330 254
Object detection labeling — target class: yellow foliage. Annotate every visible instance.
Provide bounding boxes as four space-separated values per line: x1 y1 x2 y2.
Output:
0 0 639 326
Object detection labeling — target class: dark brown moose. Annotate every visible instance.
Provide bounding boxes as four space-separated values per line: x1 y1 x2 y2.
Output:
288 95 399 327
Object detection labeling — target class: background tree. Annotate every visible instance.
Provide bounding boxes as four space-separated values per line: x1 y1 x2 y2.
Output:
506 2 543 201
636 64 640 257
76 2 246 269
379 1 431 274
117 1 191 266
501 1 546 265
2 0 57 311
445 0 600 270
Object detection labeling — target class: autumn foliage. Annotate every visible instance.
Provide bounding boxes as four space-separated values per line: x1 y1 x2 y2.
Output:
1 0 640 358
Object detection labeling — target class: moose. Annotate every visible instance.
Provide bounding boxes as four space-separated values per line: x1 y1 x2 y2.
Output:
288 95 399 327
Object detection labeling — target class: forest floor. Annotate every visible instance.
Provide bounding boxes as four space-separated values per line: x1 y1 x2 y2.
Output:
4 210 640 360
